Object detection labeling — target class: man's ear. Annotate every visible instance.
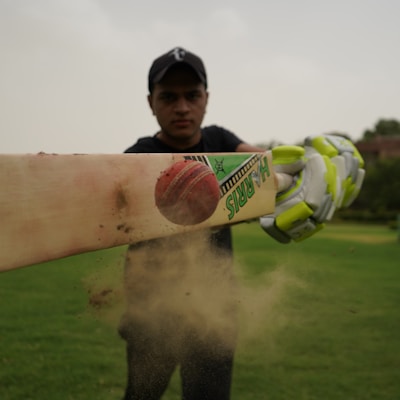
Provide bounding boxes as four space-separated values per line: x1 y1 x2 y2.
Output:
204 91 209 113
147 94 155 115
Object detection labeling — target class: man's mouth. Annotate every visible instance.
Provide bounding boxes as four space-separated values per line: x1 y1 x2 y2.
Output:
173 119 191 128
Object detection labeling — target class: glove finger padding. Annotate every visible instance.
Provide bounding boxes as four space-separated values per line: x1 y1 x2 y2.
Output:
271 145 306 176
305 135 365 208
260 135 365 244
260 148 338 243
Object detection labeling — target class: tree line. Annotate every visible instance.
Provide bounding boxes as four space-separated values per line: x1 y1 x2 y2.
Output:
339 118 400 226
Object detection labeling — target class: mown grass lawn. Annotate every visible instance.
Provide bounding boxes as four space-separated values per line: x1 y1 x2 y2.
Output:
1 223 399 399
228 223 400 400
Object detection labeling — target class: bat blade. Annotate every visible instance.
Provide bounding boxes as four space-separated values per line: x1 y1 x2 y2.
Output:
0 151 291 272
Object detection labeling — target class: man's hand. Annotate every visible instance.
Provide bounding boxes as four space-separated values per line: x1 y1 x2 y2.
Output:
260 135 365 243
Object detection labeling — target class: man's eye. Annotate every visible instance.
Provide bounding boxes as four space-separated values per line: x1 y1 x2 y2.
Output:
160 93 175 101
188 92 201 100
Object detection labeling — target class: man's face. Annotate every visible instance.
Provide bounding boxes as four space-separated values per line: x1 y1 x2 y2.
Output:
148 64 208 148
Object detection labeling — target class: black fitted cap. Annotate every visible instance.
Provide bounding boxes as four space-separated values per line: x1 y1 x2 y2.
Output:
148 47 207 93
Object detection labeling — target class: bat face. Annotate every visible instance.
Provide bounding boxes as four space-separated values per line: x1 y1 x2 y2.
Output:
184 153 273 221
0 151 281 272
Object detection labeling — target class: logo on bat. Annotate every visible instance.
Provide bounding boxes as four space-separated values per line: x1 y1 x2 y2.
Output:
225 155 271 220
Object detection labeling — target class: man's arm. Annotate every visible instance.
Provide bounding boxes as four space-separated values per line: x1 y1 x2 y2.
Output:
236 143 266 152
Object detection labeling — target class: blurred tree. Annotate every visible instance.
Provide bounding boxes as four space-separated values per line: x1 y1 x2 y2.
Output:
363 119 400 140
352 158 400 213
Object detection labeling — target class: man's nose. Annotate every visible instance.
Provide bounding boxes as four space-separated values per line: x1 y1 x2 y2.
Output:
174 97 190 113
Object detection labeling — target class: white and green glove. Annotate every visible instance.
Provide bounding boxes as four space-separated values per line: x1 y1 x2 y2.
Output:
305 135 365 208
260 135 365 243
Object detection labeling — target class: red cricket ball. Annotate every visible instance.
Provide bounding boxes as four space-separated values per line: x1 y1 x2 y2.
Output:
155 159 220 225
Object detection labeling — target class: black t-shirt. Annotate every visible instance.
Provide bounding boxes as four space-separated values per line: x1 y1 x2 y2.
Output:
125 125 242 154
124 125 244 253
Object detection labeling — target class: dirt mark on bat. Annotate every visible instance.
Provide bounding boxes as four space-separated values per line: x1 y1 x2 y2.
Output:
115 185 128 211
112 185 135 235
117 223 134 234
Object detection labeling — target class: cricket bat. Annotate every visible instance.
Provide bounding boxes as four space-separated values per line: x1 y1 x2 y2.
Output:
0 151 292 272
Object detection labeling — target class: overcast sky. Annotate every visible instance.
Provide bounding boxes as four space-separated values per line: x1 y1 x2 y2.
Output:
1 0 399 154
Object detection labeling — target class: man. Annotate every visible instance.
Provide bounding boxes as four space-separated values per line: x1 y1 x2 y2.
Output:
119 46 264 400
118 47 365 400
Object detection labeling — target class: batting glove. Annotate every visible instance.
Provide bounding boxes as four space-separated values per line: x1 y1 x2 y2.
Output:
304 134 365 208
260 135 365 243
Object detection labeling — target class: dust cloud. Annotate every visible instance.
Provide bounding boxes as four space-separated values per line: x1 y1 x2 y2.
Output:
85 229 306 356
234 264 306 353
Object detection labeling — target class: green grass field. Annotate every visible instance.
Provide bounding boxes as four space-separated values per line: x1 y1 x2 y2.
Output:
1 223 399 399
